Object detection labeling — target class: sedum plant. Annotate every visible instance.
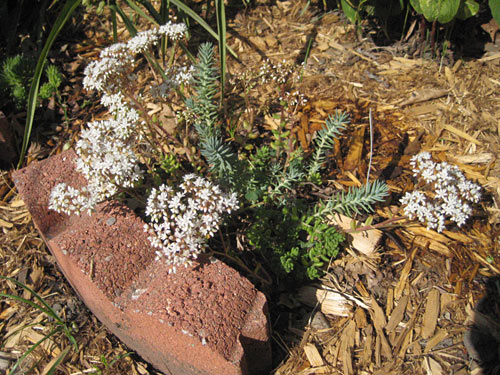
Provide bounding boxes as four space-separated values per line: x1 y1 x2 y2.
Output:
50 22 189 216
49 24 238 272
144 174 238 272
400 152 481 232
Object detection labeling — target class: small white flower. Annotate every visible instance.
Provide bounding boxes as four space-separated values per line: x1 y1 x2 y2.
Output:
400 152 481 232
144 174 238 269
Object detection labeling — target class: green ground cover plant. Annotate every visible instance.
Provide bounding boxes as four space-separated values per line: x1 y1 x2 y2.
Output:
46 20 390 283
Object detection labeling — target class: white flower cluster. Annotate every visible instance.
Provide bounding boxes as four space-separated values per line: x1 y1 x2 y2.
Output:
83 21 187 94
259 59 295 85
49 183 97 216
279 90 308 107
49 94 143 216
144 174 238 272
49 22 188 217
400 152 481 232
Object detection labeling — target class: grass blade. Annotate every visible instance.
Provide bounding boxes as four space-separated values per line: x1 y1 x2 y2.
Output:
0 292 53 317
111 5 118 42
122 0 156 24
168 0 238 59
137 0 164 24
215 0 227 104
111 3 138 36
44 345 72 375
9 326 63 375
17 0 81 168
0 276 64 324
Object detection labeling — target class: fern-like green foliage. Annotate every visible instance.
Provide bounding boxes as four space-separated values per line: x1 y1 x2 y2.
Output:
0 55 62 110
39 64 62 100
0 55 35 109
269 153 305 203
296 214 345 280
307 111 349 182
247 204 345 281
320 179 389 217
186 42 219 133
187 43 237 184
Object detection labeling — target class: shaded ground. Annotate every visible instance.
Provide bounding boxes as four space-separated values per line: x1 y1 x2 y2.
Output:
1 1 500 374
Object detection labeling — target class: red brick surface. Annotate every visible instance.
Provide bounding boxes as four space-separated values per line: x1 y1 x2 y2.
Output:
13 150 271 375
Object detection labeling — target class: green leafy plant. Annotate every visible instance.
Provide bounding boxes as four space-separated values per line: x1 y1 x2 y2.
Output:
491 0 500 27
18 0 81 168
0 276 78 374
307 111 349 183
186 43 389 280
0 55 62 110
187 43 238 185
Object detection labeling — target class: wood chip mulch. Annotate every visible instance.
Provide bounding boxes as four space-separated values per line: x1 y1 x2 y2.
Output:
1 1 500 374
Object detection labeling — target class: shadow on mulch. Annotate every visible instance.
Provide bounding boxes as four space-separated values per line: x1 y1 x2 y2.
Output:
465 276 500 375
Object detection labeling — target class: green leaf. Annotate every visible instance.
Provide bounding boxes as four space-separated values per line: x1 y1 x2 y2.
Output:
490 0 500 27
111 3 138 36
417 0 461 23
341 0 359 24
457 0 479 20
245 190 259 201
168 0 238 59
121 0 156 24
215 0 227 104
18 0 81 168
410 0 423 15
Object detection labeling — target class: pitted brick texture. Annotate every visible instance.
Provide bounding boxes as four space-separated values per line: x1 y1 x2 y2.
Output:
13 150 271 375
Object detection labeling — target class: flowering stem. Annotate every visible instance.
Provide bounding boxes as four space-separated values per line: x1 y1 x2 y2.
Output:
343 215 408 233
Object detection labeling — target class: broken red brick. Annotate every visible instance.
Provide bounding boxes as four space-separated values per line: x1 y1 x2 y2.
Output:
13 150 271 375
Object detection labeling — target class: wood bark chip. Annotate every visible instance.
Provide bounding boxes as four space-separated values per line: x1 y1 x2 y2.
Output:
328 214 382 255
399 88 449 107
395 245 418 300
422 289 440 339
424 329 448 353
423 355 444 375
443 124 481 146
385 294 409 333
303 343 324 368
369 297 393 360
361 325 373 367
